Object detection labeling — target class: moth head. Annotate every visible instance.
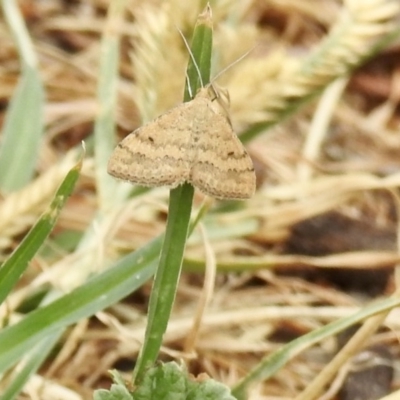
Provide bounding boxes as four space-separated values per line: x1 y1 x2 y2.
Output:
193 84 231 122
196 84 230 104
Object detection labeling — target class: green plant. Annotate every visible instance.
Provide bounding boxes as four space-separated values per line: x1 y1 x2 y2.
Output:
1 1 400 400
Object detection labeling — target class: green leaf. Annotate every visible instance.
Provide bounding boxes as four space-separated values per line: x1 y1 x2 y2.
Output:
187 379 237 400
94 0 128 210
131 362 237 400
0 163 81 305
232 295 400 399
0 235 160 374
0 331 62 400
0 0 44 191
134 362 187 400
0 68 44 191
94 384 133 400
93 371 134 400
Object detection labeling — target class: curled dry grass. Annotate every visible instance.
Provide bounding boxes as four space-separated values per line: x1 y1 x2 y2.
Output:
1 0 400 399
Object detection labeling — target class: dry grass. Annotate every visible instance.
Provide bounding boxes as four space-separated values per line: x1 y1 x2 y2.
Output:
1 0 400 399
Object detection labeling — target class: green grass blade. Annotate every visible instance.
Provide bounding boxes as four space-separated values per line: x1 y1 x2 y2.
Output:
231 296 400 399
0 1 44 191
94 0 128 211
0 162 81 305
0 234 162 374
133 5 213 383
1 331 62 400
184 6 213 100
0 68 44 192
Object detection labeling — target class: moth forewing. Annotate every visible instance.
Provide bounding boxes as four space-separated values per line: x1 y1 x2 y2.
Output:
108 75 255 199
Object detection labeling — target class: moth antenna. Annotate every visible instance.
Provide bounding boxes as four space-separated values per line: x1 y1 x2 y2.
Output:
210 45 258 85
176 26 204 89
